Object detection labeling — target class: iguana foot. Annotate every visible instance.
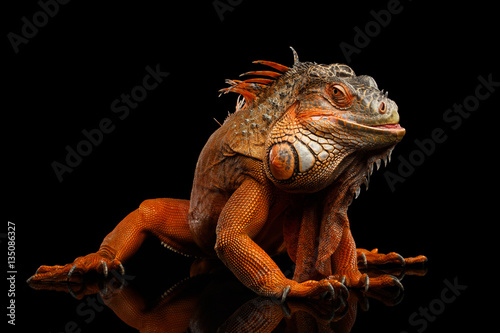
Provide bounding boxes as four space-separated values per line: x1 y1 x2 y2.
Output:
27 252 124 284
364 273 403 291
329 270 403 299
357 248 427 268
284 277 349 302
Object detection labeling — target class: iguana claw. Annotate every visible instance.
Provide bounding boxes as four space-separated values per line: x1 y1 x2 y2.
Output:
67 264 78 282
28 253 124 284
118 263 125 276
67 283 79 299
358 253 368 269
338 281 349 299
326 282 335 300
391 275 404 291
281 285 291 303
101 261 109 277
363 274 369 292
396 253 406 266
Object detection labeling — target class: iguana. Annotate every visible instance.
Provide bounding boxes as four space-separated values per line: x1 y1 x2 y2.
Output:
28 48 426 300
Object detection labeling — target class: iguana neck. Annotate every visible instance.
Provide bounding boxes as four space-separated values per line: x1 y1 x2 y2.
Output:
291 149 393 281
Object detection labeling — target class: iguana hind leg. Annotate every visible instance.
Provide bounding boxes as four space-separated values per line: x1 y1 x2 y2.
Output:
28 198 203 283
356 248 427 268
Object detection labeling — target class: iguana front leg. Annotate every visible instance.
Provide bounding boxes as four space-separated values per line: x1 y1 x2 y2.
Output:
215 178 346 300
330 228 405 292
28 198 203 283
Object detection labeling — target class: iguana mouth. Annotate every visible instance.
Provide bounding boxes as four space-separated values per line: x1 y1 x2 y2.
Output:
365 122 405 136
369 123 403 130
312 115 405 137
342 119 406 140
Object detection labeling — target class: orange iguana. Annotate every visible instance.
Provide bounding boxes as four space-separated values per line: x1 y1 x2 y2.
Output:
28 48 426 300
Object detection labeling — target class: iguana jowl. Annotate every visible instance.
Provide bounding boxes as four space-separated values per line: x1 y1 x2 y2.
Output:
29 48 426 299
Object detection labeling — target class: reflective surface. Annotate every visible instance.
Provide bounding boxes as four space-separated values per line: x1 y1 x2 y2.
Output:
27 255 427 332
6 0 496 332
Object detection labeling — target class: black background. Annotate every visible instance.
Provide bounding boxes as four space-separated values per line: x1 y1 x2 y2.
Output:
4 0 498 331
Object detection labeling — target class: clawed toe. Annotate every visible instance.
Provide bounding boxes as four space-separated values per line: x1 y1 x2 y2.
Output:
391 275 404 291
326 277 349 301
357 248 427 268
101 261 109 277
67 264 78 282
337 281 349 299
27 253 125 286
405 255 428 265
381 252 406 266
325 283 335 300
285 276 350 302
395 253 406 266
367 274 404 293
362 274 369 292
117 263 125 275
281 285 291 303
362 275 405 306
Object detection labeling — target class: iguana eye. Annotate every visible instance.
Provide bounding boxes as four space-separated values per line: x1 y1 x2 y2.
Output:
331 85 346 97
329 84 350 107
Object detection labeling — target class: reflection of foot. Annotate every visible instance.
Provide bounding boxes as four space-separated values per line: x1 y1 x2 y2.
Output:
359 260 429 307
26 263 426 332
27 268 131 300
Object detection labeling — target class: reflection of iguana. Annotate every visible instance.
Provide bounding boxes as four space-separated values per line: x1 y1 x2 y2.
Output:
28 48 426 300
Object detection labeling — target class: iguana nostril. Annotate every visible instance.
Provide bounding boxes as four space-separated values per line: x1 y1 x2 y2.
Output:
379 101 386 114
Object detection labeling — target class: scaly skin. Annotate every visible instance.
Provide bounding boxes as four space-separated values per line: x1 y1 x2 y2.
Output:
28 48 426 300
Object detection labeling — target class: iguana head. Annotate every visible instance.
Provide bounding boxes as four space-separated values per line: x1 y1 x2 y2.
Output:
219 49 406 280
220 48 404 193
